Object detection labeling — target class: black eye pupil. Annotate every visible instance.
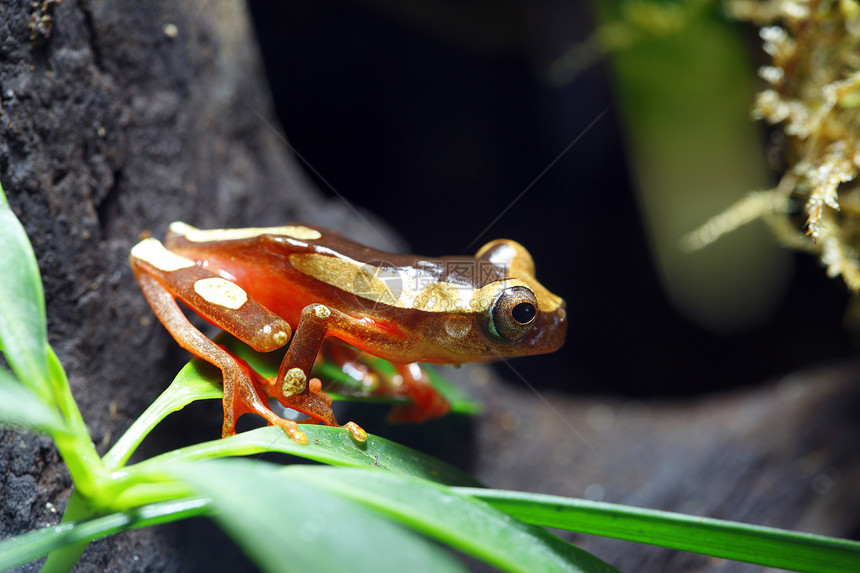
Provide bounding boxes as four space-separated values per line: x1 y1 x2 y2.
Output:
511 302 536 324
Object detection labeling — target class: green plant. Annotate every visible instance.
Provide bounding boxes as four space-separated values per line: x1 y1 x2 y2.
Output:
0 180 858 572
682 0 860 290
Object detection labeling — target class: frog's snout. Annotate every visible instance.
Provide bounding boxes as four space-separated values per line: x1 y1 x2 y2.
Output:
551 298 567 351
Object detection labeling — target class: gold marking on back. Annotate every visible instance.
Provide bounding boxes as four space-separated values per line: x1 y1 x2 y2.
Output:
289 253 533 314
132 238 195 272
170 221 322 242
193 277 248 310
290 253 399 306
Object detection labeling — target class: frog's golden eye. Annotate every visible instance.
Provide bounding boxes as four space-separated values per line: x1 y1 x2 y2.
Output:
489 286 538 341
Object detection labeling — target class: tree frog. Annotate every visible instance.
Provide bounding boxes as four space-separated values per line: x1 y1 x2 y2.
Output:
130 222 567 444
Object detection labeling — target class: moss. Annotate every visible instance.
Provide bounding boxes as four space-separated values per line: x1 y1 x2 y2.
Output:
692 0 860 290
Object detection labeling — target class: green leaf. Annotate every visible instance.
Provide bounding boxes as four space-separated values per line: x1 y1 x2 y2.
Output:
286 466 617 573
40 491 99 573
462 488 860 573
0 182 103 498
0 365 65 434
127 424 480 487
0 180 52 402
103 359 223 470
590 2 784 330
0 497 210 572
171 459 467 573
45 346 90 438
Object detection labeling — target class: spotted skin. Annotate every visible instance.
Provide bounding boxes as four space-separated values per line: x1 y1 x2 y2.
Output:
130 221 566 443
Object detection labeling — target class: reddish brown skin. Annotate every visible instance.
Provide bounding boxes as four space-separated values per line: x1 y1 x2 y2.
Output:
131 223 566 440
165 226 567 363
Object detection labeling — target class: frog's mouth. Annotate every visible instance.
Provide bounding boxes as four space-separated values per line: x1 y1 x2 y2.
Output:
514 299 567 356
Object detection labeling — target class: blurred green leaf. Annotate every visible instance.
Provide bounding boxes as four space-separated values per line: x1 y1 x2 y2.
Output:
171 459 467 573
0 181 52 402
0 497 210 572
590 1 788 330
40 491 99 573
0 366 65 434
464 488 860 573
129 424 480 487
0 181 104 498
423 363 481 414
287 466 617 573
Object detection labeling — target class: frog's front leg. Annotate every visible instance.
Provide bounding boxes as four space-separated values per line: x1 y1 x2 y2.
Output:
254 303 369 442
269 303 448 435
130 238 343 443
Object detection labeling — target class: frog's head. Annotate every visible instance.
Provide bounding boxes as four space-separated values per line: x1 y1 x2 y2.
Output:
420 239 567 362
473 239 566 356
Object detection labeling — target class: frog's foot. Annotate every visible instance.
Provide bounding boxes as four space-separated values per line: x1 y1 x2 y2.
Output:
265 377 368 442
386 364 450 423
220 357 309 444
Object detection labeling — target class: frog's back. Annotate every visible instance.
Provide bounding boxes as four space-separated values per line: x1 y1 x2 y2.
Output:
163 221 423 323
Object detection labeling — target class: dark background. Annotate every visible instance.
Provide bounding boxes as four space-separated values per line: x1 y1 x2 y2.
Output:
2 3 855 570
248 0 855 398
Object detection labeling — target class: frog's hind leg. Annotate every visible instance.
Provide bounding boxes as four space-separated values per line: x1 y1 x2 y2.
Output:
131 262 311 443
227 357 310 443
320 339 381 393
253 372 367 442
319 342 449 423
386 363 450 423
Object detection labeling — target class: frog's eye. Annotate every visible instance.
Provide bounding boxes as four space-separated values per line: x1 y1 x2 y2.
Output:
489 286 538 341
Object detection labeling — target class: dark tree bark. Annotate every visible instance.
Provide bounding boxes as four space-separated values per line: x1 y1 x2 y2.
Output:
1 1 858 572
0 1 396 570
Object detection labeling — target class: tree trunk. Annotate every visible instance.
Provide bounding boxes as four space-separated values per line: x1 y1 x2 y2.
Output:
0 1 393 569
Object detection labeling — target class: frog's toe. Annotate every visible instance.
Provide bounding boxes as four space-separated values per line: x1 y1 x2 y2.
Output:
283 424 309 445
343 421 368 442
276 382 340 427
221 423 238 439
308 378 333 406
